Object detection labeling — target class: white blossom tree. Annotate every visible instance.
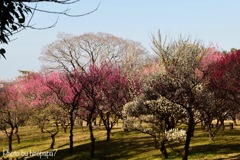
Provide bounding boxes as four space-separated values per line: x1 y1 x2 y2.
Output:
123 71 187 160
125 32 213 160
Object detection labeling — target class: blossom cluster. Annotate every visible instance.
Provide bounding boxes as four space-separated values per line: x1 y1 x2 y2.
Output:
164 128 186 143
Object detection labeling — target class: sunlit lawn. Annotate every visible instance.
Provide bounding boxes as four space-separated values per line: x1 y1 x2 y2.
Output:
0 121 240 160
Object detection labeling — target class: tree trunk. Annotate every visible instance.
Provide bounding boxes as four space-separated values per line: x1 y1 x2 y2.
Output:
208 132 214 141
182 110 195 160
61 123 68 133
15 126 20 144
104 112 112 141
154 136 159 149
40 127 44 133
50 135 56 149
219 118 225 130
207 122 214 141
79 119 84 132
89 122 95 158
122 116 129 132
50 123 59 149
201 122 206 130
159 139 168 160
8 132 13 152
6 127 14 152
16 134 20 144
106 128 111 141
208 120 222 141
232 118 237 126
99 119 102 126
69 111 74 154
63 126 67 133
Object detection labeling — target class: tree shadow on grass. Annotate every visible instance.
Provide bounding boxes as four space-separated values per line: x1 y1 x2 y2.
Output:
15 144 37 151
222 154 240 160
190 143 240 160
27 133 160 160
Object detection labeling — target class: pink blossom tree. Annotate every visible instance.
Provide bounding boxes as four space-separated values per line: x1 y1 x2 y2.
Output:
43 71 84 153
0 81 31 152
19 72 83 152
72 63 140 157
97 64 130 141
18 73 63 149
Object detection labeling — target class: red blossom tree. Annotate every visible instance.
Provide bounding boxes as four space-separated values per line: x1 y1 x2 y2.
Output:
208 50 240 105
198 48 225 74
206 50 240 125
197 49 240 138
76 64 107 158
97 64 130 141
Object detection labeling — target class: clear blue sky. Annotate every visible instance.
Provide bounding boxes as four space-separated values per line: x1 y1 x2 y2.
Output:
1 0 240 80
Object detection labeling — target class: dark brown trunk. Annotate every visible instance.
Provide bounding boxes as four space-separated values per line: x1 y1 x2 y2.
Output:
182 110 194 160
8 131 13 152
50 135 56 149
89 122 95 158
69 111 74 154
106 128 111 141
154 136 159 149
233 119 237 126
40 127 44 133
208 120 221 141
219 118 225 130
104 112 112 141
159 139 168 160
231 114 237 126
99 119 102 126
50 123 59 149
16 134 20 144
79 119 84 132
63 126 67 133
99 111 114 141
15 126 20 144
6 127 14 152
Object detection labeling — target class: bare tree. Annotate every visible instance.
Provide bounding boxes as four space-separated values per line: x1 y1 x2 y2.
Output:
40 32 149 74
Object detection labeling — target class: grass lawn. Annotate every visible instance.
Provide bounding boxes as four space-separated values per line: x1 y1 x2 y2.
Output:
0 121 240 160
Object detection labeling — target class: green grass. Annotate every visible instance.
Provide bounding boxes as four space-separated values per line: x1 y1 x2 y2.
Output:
0 121 240 160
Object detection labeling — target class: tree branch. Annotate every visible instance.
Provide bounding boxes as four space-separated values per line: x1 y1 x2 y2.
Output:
18 0 81 4
22 2 100 17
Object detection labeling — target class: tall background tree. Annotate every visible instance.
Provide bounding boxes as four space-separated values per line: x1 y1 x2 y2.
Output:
40 32 148 74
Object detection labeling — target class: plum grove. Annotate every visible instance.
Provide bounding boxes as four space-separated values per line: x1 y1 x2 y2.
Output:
0 33 239 160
